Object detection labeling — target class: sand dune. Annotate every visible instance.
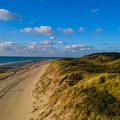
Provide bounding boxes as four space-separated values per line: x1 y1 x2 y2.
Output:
0 60 50 120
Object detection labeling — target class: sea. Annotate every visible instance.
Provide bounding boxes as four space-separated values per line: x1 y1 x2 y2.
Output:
0 56 60 66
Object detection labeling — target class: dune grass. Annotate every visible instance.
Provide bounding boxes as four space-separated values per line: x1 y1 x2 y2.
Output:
33 52 120 120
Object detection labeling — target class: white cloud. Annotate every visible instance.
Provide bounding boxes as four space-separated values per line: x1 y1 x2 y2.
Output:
0 9 21 20
58 28 75 34
66 44 94 50
0 41 56 56
65 44 99 56
0 41 13 50
20 27 33 33
0 41 119 57
26 41 65 56
65 44 98 57
57 41 67 45
49 36 55 40
78 27 85 32
20 26 53 36
40 40 54 45
0 41 101 57
94 28 104 33
34 26 53 35
27 42 40 50
90 8 99 13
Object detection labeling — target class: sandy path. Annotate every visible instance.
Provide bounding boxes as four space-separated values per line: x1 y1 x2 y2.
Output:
0 61 50 120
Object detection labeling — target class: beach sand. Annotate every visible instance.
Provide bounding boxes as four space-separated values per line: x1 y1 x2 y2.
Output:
0 60 50 120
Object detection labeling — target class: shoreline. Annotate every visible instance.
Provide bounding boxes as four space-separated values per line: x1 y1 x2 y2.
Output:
0 58 56 73
0 56 60 67
0 60 38 68
0 60 42 74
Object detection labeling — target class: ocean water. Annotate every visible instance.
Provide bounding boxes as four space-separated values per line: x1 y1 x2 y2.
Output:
0 56 60 65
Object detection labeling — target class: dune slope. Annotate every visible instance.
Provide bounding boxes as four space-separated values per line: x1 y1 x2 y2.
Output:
33 52 120 120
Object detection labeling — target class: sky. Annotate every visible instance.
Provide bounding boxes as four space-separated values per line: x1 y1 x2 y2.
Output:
0 0 120 57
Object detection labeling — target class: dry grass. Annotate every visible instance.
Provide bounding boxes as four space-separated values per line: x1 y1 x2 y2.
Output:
33 52 120 120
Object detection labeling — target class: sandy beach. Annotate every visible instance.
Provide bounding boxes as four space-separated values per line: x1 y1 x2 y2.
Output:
0 60 50 120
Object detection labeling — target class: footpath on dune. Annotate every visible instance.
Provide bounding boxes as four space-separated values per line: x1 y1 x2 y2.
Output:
0 60 50 120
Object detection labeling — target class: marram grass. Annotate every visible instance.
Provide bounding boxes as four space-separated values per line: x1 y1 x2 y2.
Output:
33 52 120 120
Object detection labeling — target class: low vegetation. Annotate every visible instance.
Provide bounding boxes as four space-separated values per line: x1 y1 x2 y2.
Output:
33 52 120 120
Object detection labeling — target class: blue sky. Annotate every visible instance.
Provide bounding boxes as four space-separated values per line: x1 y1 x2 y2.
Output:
0 0 120 57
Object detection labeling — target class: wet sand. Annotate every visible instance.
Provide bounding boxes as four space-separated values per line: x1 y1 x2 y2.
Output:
0 60 50 120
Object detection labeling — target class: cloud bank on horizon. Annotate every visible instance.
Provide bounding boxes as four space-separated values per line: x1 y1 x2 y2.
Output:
0 0 120 57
